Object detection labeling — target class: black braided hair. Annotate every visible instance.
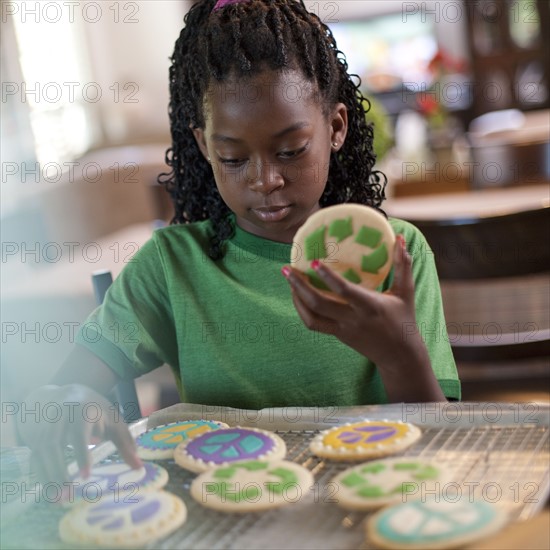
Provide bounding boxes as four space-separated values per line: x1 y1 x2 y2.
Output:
159 0 387 259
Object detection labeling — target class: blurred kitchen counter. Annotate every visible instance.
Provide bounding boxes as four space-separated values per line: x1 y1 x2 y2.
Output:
385 182 549 221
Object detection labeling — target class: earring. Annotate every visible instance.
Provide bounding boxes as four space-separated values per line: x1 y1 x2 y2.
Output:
332 142 338 148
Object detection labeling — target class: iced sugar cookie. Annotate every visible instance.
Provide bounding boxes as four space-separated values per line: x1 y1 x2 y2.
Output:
366 498 508 550
174 427 287 473
136 420 228 459
190 459 314 513
332 458 451 510
68 461 168 506
291 204 395 293
59 490 187 548
309 420 421 461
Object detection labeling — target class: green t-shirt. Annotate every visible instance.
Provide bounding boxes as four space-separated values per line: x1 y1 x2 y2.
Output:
76 217 461 408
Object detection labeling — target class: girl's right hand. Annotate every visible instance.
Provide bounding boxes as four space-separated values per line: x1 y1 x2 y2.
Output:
17 384 142 485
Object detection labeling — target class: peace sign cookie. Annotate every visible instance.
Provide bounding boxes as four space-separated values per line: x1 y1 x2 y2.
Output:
309 420 422 461
332 458 451 510
59 490 186 548
174 427 287 473
136 420 229 459
67 461 168 506
190 459 314 513
291 204 395 293
366 498 508 549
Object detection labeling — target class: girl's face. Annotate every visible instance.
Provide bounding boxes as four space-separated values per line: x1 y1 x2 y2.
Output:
193 69 347 243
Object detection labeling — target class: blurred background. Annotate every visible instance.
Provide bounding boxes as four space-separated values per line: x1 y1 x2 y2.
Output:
1 1 549 440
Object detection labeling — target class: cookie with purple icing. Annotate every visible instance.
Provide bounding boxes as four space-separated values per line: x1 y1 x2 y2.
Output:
136 420 229 459
59 489 186 548
174 427 287 473
310 420 422 461
65 461 168 507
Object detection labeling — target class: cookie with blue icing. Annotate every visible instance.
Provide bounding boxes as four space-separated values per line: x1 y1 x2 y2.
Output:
367 497 508 549
174 427 287 473
136 420 228 459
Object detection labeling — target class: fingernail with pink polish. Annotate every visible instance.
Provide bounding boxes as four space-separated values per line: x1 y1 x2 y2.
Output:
281 266 291 278
311 260 321 270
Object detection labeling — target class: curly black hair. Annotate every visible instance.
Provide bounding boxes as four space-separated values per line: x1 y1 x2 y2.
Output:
159 0 387 259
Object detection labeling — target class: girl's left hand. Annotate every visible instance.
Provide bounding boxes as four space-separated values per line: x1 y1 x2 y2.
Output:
283 234 446 402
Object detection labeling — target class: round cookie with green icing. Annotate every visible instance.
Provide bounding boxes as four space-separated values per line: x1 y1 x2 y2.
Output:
136 420 229 459
309 420 422 461
190 459 314 513
366 497 508 550
59 490 187 548
174 427 287 473
332 458 451 510
291 203 395 294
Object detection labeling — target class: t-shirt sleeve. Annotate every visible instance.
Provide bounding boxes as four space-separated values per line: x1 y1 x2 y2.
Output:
75 234 178 381
389 219 462 400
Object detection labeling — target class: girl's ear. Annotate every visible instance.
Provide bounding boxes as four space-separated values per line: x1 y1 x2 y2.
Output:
330 102 348 149
191 126 210 162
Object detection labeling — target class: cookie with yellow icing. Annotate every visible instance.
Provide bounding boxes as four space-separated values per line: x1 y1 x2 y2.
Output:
309 420 421 461
136 420 229 460
190 459 314 513
366 497 508 549
332 457 451 510
291 204 395 293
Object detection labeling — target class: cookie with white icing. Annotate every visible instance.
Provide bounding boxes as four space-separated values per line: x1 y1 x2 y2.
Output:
309 420 421 461
136 420 229 459
332 458 451 510
291 203 395 293
67 461 168 506
366 498 508 549
174 427 287 473
190 459 314 513
59 490 186 548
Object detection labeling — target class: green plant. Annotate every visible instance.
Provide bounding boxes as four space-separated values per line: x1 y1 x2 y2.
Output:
363 96 393 161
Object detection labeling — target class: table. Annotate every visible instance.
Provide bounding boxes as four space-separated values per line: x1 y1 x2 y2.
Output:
1 403 549 549
385 183 549 221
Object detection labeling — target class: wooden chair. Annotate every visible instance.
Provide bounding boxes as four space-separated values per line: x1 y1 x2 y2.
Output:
408 206 550 387
92 270 142 422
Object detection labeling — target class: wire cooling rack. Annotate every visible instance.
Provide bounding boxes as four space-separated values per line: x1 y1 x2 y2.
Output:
1 415 549 550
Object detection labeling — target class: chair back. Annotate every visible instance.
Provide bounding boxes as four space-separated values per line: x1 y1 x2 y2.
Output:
92 270 142 422
408 206 550 381
410 206 549 280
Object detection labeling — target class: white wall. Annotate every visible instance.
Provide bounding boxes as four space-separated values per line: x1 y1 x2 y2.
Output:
83 0 191 145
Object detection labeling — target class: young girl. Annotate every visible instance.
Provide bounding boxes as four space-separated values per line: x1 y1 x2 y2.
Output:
20 0 460 483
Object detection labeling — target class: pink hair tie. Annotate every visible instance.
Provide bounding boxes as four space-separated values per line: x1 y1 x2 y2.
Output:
212 0 251 12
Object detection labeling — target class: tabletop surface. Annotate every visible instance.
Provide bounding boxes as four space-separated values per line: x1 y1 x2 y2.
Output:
2 403 549 550
385 183 549 220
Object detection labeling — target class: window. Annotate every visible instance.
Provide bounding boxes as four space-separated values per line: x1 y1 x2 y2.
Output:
11 10 102 175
